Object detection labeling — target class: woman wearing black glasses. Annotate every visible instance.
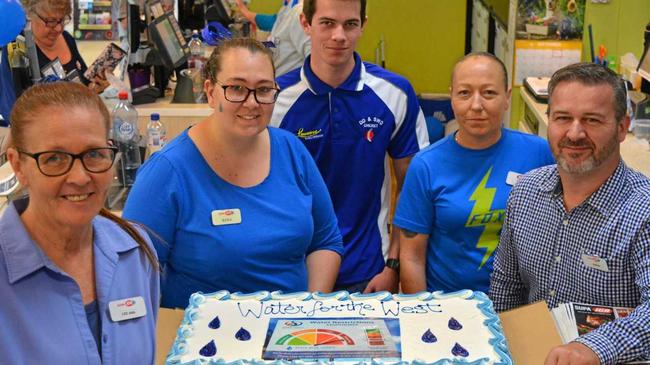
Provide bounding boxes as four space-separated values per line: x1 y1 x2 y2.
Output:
124 38 343 309
23 0 108 92
1 82 159 364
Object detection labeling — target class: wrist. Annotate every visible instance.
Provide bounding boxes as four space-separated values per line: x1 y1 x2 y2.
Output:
385 258 400 272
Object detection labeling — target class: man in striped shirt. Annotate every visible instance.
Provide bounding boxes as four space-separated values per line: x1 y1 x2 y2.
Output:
490 63 650 364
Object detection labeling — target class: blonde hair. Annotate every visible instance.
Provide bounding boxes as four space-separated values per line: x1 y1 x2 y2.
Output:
22 0 71 17
10 82 158 269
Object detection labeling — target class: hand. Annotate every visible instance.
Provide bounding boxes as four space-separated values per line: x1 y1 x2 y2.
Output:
544 342 600 365
89 69 110 94
363 267 398 293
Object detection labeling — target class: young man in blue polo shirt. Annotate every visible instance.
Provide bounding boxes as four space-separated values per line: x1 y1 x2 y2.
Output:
270 0 429 293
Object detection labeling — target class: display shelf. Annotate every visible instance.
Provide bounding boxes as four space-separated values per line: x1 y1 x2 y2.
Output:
78 24 111 30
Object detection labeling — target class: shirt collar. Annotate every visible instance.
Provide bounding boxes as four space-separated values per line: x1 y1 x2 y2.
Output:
301 52 365 95
0 198 139 284
0 199 50 284
538 160 629 216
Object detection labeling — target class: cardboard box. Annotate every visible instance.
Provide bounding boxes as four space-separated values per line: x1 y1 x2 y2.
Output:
156 308 184 365
155 301 563 365
499 301 563 364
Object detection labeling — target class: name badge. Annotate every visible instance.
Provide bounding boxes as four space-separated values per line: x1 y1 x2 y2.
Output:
108 296 147 322
212 208 242 226
506 171 522 186
581 253 610 272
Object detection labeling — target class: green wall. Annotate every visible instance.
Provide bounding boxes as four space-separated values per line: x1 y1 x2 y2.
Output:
583 0 650 63
249 0 467 94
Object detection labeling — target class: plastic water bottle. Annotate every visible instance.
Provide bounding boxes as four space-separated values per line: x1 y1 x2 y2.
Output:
187 30 205 72
187 30 206 102
112 91 141 186
147 112 166 155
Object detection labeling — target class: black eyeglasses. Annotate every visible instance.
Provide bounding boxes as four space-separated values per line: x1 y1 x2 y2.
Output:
35 13 71 28
18 147 118 177
215 81 280 104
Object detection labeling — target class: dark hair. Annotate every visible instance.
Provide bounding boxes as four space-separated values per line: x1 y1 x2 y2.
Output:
547 62 627 122
451 52 508 91
9 82 158 270
205 38 275 83
303 0 367 25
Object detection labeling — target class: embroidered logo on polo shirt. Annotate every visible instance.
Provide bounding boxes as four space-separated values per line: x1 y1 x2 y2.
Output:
366 129 374 142
296 128 324 140
357 116 385 129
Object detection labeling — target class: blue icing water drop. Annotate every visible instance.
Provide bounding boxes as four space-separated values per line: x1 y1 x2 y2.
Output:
421 329 437 343
199 340 217 357
208 316 221 329
451 342 469 357
235 327 252 341
448 317 463 330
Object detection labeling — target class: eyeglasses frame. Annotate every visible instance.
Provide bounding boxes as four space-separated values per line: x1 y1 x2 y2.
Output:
18 146 119 177
35 12 72 29
214 80 280 104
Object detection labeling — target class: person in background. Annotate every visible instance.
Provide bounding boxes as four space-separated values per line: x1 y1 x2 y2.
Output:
490 63 650 364
271 0 430 294
396 53 554 294
21 0 108 92
235 0 310 76
123 38 343 309
0 82 159 364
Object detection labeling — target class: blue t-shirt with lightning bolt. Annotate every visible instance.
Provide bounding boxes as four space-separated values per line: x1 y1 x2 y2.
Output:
394 128 554 293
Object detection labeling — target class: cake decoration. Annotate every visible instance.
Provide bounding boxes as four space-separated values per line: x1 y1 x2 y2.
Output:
451 342 469 357
421 329 437 343
198 340 216 357
208 316 221 329
448 317 463 330
165 290 512 365
235 327 251 341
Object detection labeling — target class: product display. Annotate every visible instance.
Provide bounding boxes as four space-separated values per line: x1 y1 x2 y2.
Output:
166 290 512 364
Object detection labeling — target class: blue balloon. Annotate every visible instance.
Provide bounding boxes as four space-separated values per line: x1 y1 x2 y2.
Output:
0 0 26 47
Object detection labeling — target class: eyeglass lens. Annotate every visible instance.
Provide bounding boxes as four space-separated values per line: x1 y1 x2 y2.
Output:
37 148 115 176
224 85 278 104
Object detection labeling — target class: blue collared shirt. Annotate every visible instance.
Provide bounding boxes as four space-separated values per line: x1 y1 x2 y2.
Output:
490 162 650 364
0 199 160 364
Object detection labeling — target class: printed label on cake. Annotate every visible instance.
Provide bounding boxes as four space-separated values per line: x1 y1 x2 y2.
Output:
262 317 401 361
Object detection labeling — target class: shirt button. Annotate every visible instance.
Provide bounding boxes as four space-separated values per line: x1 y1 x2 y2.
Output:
555 256 561 263
563 219 569 226
103 334 108 343
549 289 557 297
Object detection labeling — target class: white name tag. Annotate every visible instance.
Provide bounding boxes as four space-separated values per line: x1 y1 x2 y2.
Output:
506 171 522 186
212 208 242 226
581 253 610 272
108 296 147 322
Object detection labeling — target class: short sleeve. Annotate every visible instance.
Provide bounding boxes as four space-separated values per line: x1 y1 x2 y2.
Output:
123 154 181 266
387 81 429 159
393 154 435 234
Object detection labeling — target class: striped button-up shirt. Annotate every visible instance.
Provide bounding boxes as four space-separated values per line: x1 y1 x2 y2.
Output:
490 161 650 364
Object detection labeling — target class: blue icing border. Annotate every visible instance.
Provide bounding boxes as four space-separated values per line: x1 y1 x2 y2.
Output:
165 290 513 365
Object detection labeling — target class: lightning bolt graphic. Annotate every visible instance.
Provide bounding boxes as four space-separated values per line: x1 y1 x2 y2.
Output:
465 167 504 269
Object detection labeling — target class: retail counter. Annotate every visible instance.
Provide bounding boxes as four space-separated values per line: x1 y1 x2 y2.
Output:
134 96 212 139
518 87 650 177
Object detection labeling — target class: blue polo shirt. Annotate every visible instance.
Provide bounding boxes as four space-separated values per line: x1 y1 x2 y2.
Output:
270 53 430 285
0 198 159 364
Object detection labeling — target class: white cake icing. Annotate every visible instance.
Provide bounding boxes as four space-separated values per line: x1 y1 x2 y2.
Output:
166 290 512 365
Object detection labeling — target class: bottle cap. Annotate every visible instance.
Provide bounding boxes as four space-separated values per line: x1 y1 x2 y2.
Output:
151 112 160 121
118 91 128 100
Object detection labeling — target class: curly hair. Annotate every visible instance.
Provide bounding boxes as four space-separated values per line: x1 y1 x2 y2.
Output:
21 0 71 17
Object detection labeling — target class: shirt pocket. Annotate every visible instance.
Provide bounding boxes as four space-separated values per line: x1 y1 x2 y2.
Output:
576 254 631 305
